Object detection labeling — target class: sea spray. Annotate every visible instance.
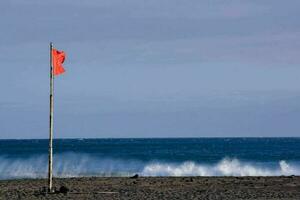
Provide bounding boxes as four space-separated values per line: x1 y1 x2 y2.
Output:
0 155 47 179
0 154 299 179
1 138 300 179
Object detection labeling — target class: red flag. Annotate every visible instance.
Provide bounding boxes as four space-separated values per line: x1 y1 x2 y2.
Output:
52 48 66 76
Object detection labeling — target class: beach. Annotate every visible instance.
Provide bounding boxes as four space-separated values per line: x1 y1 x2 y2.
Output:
0 176 299 200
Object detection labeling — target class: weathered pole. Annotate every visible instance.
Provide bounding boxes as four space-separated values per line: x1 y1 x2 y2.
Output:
48 42 54 192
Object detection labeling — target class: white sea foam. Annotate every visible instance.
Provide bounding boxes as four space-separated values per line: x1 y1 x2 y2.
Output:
142 159 300 176
0 154 299 179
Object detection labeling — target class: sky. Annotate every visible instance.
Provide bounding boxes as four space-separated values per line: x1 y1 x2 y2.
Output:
0 0 300 138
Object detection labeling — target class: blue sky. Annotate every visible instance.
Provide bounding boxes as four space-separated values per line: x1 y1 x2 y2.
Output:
0 0 300 138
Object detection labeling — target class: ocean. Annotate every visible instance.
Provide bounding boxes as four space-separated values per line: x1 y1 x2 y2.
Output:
0 138 300 179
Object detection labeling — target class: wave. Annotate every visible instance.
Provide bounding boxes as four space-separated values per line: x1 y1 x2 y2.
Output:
0 153 143 179
142 159 299 176
0 153 299 179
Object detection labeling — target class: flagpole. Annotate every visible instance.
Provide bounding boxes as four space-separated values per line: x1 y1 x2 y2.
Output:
48 42 54 192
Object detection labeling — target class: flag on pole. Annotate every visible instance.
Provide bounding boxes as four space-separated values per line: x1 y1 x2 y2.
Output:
52 48 66 75
48 43 66 192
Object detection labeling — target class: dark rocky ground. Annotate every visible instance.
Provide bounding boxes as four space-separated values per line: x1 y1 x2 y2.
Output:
0 176 299 199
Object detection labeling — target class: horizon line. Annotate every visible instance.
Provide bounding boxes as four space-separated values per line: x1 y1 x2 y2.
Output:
0 136 300 140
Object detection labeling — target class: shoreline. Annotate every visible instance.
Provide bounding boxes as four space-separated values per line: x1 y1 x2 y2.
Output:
1 176 300 199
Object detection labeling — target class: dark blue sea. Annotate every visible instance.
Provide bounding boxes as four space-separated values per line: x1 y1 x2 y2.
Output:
0 138 300 179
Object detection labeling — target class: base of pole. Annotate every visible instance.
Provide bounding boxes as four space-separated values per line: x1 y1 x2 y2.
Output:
37 186 67 196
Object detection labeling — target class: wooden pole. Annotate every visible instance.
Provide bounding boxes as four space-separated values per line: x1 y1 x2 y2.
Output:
48 42 54 192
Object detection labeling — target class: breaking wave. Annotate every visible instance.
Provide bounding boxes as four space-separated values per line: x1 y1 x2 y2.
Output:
142 159 299 176
0 153 299 179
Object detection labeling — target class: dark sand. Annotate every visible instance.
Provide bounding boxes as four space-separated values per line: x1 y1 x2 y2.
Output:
0 176 300 199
